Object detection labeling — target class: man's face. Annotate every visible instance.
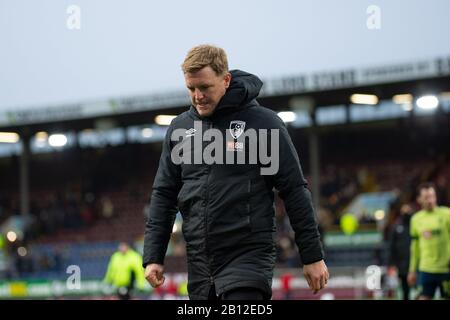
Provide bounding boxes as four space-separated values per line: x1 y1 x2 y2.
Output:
184 66 231 117
418 188 437 211
400 204 412 215
119 243 129 254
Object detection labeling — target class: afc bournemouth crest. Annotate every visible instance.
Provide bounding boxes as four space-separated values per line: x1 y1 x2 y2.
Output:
229 120 246 139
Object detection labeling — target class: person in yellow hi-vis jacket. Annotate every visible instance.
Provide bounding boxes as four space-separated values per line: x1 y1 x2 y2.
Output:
408 183 450 300
104 242 146 300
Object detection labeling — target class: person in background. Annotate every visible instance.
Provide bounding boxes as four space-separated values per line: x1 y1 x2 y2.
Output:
104 242 146 300
388 203 413 300
408 183 450 300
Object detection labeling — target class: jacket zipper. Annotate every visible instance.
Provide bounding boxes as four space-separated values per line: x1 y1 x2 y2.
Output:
247 180 251 215
203 121 215 287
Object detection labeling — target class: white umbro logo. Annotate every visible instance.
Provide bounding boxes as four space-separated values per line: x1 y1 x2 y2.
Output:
185 128 196 137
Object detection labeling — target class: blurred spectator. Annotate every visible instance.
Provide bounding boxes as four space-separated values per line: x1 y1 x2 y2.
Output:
80 204 94 227
103 242 145 300
277 235 300 268
436 175 450 206
408 183 450 300
51 246 66 272
100 196 115 222
64 193 81 230
357 167 378 193
387 203 413 300
280 272 294 299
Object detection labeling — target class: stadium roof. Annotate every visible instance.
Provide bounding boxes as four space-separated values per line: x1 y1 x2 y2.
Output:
1 56 450 134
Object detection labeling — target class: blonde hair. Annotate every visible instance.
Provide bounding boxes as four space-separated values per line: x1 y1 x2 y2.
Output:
182 44 229 75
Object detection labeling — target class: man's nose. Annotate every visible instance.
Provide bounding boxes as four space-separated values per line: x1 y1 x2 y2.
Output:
194 89 204 100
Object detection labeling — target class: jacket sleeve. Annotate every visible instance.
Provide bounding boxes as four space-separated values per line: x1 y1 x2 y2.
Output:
447 209 450 268
271 117 324 265
143 125 182 267
409 216 419 273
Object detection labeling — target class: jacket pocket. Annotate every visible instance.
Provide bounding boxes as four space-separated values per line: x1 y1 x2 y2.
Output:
177 183 193 220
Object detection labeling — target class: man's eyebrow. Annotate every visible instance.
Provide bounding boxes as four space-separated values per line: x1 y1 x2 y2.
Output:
187 84 212 89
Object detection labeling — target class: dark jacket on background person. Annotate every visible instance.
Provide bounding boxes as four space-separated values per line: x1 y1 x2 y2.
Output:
143 70 324 299
388 214 411 276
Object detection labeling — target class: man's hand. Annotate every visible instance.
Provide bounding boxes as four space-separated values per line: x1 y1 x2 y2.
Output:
407 271 417 287
145 263 165 288
303 259 329 294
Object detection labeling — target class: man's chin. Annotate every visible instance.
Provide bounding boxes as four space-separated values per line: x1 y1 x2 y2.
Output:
196 106 213 117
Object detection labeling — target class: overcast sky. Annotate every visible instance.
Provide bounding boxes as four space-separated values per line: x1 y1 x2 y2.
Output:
1 0 450 110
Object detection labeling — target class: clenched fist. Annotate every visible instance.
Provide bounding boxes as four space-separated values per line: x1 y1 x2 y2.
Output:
145 263 165 288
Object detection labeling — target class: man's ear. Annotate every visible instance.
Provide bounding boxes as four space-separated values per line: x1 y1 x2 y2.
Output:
224 72 232 88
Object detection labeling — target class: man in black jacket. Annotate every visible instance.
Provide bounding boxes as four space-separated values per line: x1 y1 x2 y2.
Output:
143 44 329 300
388 203 413 300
